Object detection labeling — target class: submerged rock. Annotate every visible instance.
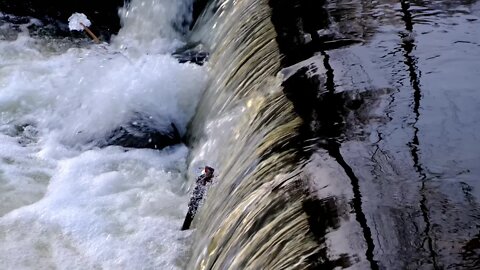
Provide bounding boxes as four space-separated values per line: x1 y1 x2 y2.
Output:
173 43 209 66
3 122 39 146
101 114 181 150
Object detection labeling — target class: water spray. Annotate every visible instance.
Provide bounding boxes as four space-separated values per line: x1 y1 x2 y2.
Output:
68 13 100 43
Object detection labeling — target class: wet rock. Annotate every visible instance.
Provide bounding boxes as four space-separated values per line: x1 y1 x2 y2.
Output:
0 0 128 39
181 166 215 230
101 114 181 150
173 43 209 65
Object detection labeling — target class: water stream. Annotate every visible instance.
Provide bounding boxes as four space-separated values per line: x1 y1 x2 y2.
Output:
0 0 479 269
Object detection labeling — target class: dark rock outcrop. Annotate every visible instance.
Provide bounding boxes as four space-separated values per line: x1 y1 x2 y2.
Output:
101 114 181 150
173 43 209 66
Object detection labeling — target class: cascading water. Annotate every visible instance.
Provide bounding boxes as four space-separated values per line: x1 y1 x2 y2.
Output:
184 0 330 268
0 0 207 269
185 0 480 268
0 0 362 268
3 0 480 269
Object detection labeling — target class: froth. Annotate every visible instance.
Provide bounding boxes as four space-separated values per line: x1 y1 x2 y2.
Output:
1 44 207 148
0 146 192 269
113 0 194 54
0 0 207 268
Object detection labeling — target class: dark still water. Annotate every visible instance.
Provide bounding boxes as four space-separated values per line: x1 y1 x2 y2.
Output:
302 0 480 269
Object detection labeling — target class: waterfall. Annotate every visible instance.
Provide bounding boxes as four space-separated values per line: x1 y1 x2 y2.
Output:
184 0 324 268
4 0 477 268
182 0 480 269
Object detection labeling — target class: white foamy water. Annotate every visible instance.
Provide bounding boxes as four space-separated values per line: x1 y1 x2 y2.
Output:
0 0 206 269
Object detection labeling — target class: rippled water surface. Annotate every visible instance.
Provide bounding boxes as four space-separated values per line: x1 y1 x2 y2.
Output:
307 0 480 269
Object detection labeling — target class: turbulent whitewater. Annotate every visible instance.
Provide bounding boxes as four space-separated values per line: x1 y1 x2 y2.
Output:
0 0 207 269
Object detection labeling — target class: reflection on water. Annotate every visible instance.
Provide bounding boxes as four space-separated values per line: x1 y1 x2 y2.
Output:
277 0 480 269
